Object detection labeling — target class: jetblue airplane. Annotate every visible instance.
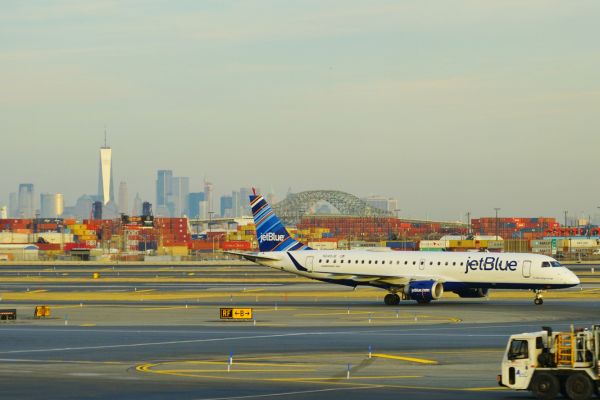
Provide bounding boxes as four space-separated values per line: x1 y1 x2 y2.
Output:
232 192 580 305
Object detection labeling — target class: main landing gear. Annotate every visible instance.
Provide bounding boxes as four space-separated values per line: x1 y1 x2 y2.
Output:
534 289 544 305
384 293 400 306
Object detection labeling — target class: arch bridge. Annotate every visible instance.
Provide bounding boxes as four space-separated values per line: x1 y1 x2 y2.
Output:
272 190 392 225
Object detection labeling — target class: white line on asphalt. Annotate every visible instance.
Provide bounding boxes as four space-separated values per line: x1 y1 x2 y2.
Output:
193 386 379 400
0 322 589 355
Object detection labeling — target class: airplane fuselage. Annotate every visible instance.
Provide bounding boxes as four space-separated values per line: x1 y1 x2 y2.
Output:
255 250 580 291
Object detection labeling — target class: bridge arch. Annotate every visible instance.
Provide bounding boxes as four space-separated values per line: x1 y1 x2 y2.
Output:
272 190 392 225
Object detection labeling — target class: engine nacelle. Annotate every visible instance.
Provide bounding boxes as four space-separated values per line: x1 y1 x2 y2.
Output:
405 280 444 302
453 288 489 298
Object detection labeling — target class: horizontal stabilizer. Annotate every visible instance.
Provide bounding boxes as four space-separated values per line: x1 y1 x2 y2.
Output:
225 251 282 263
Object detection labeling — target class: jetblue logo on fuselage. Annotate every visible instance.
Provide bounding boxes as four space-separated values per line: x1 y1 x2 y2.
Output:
260 233 285 242
464 256 518 274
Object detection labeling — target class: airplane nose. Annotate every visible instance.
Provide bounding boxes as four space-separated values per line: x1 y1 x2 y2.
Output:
567 271 580 286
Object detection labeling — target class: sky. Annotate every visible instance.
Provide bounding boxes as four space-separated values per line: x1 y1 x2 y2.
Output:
1 0 599 222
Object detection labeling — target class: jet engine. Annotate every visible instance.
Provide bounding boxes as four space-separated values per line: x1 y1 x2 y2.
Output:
405 280 444 303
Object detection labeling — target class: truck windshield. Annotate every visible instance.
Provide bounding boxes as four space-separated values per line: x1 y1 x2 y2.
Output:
508 339 529 360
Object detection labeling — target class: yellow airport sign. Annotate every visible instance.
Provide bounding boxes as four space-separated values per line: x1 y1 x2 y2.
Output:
220 308 253 320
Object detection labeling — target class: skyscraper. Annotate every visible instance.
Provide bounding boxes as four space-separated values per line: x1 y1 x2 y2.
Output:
98 137 114 205
204 180 213 214
239 187 252 216
118 181 129 215
188 192 205 218
18 184 35 218
40 193 64 218
231 191 240 217
220 195 233 217
156 170 173 215
171 177 189 216
132 193 143 216
8 192 17 218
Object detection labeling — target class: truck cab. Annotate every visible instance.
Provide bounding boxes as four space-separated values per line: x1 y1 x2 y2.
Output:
501 331 548 390
499 325 600 400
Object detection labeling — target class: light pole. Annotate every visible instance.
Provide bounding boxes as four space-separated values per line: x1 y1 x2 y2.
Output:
494 208 501 241
466 211 471 237
394 209 402 249
208 211 215 256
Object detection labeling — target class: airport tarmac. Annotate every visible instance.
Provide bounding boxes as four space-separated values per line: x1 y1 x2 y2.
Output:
0 263 598 399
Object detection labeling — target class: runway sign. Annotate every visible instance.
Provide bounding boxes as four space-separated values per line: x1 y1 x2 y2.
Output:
220 308 253 320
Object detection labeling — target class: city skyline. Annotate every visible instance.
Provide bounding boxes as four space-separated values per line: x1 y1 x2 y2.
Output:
1 2 599 220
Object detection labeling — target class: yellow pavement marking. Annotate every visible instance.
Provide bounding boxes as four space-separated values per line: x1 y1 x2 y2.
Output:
254 307 297 312
136 361 506 392
80 323 96 327
173 361 316 367
242 288 265 293
371 353 438 365
158 369 316 373
141 306 199 311
27 289 48 293
134 289 155 293
271 375 422 381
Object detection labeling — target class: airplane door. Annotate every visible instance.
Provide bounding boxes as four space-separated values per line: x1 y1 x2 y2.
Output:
419 259 426 271
306 256 314 272
522 260 531 278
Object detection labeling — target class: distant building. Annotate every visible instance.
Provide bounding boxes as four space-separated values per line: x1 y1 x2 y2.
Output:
239 187 252 216
132 193 143 216
204 180 214 214
73 195 95 219
40 193 64 218
363 195 398 213
98 142 114 205
156 170 173 212
18 183 35 218
118 181 129 215
198 200 208 219
8 192 17 218
172 177 189 216
231 191 240 217
188 192 205 218
220 195 233 217
0 206 7 219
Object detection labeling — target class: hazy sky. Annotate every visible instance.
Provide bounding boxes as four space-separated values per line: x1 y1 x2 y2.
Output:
1 1 599 221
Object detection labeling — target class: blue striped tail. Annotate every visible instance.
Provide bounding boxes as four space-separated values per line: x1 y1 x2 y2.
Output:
249 193 311 252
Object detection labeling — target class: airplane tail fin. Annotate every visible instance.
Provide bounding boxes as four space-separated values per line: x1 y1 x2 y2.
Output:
249 189 311 252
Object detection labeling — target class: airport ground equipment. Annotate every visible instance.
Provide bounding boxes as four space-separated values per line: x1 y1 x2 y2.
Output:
0 309 17 320
498 324 600 399
34 306 51 318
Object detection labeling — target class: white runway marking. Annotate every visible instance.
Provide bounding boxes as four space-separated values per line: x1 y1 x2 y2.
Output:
0 322 587 355
193 386 379 400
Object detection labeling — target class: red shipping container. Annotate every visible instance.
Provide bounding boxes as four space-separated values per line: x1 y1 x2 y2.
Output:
221 241 252 251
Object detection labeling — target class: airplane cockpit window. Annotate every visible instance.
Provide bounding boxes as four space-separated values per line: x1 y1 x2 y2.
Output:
541 262 550 268
551 261 562 267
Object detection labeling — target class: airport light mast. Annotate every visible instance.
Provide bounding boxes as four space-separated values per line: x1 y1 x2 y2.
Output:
494 208 501 240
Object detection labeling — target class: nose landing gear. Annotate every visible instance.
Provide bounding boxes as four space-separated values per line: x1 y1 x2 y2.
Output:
534 290 544 305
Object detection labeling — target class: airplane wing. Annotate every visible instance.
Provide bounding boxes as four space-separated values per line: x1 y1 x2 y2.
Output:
319 271 443 287
225 251 282 263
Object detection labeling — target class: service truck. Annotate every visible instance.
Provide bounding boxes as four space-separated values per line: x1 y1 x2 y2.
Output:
498 325 600 400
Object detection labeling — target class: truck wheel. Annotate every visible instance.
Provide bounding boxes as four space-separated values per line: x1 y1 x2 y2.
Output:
565 373 593 400
531 372 559 400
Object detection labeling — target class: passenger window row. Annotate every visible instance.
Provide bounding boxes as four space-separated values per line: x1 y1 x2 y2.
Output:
317 259 464 266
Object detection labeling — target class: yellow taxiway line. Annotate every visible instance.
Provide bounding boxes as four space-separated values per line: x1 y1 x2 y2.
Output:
371 353 438 365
